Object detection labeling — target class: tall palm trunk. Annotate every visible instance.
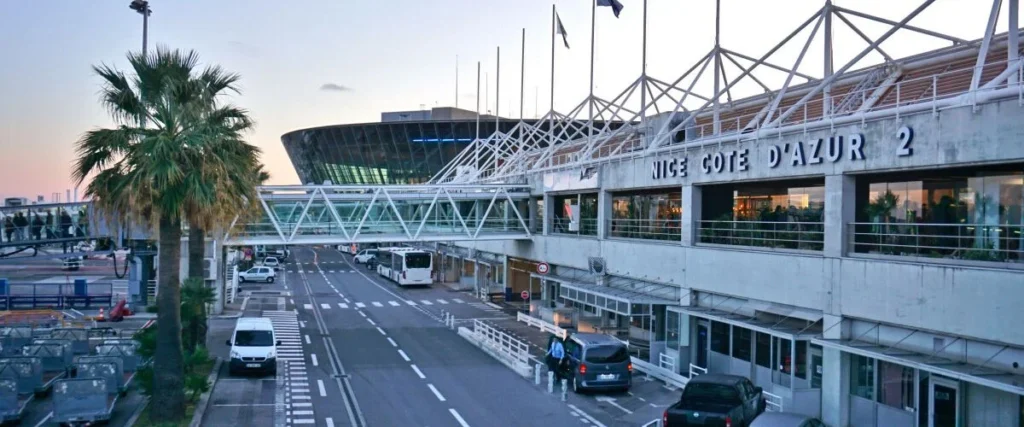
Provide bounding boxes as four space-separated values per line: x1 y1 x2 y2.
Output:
152 214 186 422
187 226 208 350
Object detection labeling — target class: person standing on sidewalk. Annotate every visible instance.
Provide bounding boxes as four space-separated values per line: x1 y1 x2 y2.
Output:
546 334 566 380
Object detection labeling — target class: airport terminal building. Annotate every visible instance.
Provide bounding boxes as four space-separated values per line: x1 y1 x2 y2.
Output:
431 31 1024 426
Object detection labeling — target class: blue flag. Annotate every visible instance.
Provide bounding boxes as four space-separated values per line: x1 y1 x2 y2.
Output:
597 0 624 18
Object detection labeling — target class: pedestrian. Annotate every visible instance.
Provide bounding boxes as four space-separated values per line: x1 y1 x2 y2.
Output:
45 211 54 239
2 216 12 243
545 333 566 380
14 212 28 240
31 213 43 240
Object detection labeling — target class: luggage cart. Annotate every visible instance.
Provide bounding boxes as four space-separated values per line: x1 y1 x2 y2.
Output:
52 378 117 426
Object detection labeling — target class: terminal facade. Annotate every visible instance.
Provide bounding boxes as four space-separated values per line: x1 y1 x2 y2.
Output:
434 28 1024 427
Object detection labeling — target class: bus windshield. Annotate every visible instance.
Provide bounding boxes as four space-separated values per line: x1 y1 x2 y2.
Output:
404 253 431 269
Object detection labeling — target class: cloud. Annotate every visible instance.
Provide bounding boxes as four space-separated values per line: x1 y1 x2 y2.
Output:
320 83 353 92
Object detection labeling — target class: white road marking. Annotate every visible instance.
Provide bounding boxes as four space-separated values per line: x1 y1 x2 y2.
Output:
567 404 607 427
304 335 311 344
317 380 326 397
293 410 314 416
366 318 376 326
372 301 383 307
405 300 417 306
420 300 433 305
453 298 465 303
303 304 313 310
427 384 446 401
595 396 633 414
338 303 349 309
311 354 318 366
33 412 53 427
326 418 335 427
411 364 426 379
376 327 386 336
437 299 449 304
355 302 366 308
387 337 398 347
290 299 295 305
388 300 400 306
398 350 410 362
320 303 331 309
358 311 366 317
449 409 470 427
291 402 313 407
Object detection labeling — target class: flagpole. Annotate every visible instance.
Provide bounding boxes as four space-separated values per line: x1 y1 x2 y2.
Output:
475 61 481 168
588 0 596 143
496 46 500 130
455 55 459 109
520 28 525 122
641 0 648 128
549 4 556 149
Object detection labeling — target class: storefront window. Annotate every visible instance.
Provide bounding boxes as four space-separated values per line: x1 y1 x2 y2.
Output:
711 322 730 355
732 327 751 361
850 354 875 400
666 311 680 349
878 361 914 410
755 332 771 368
610 190 683 241
700 179 826 250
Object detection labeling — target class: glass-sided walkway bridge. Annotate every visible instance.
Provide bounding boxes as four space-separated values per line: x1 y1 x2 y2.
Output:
224 184 533 246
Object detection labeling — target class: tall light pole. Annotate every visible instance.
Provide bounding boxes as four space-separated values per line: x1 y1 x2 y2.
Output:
129 0 151 58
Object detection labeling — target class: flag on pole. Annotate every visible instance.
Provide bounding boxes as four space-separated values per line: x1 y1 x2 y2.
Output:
556 13 570 48
597 0 624 17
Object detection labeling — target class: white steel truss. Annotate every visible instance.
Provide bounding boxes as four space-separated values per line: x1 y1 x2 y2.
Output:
224 185 533 246
432 0 1023 185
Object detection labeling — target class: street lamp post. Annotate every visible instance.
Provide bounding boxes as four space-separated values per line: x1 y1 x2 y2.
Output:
129 0 151 57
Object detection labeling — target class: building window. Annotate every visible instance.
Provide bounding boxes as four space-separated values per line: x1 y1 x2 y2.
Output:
795 340 808 379
878 361 914 411
850 354 875 400
609 190 682 241
731 327 751 361
755 332 771 368
711 322 730 355
666 311 680 350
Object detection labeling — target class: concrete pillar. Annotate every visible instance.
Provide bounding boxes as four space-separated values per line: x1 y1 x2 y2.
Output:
542 193 552 236
528 197 539 233
681 185 702 246
213 239 224 315
820 313 850 427
597 190 612 239
824 175 856 258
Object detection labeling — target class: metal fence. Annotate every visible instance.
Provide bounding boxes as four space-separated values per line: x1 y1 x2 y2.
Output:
697 220 824 251
608 218 681 241
473 319 531 368
849 222 1022 263
551 218 599 237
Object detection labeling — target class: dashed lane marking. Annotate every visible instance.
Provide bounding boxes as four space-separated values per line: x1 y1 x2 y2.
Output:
320 303 331 309
338 303 349 309
411 364 426 379
355 302 366 308
317 380 327 397
388 300 400 306
371 301 383 307
420 300 433 305
427 384 446 402
449 409 470 427
398 350 410 362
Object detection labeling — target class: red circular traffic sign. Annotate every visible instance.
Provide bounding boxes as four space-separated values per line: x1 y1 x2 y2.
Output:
536 262 550 275
521 290 530 300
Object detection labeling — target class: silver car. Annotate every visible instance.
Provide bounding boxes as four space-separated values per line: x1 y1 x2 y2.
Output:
750 412 826 427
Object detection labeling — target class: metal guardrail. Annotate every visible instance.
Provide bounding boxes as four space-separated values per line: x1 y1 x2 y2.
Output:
641 419 662 427
551 218 599 236
658 352 677 373
516 312 567 339
608 218 681 241
849 222 1023 263
630 356 689 390
473 320 530 368
688 363 707 378
764 392 784 412
698 220 824 251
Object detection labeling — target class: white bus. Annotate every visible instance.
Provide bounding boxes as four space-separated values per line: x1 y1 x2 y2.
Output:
376 247 432 286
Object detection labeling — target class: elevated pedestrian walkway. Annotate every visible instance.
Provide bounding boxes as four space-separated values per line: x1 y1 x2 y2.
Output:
225 184 533 246
0 202 114 255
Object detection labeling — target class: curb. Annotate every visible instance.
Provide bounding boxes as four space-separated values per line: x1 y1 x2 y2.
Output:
188 357 223 427
212 312 242 319
125 397 149 427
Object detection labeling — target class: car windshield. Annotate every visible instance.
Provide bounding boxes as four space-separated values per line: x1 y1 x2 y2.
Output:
584 345 629 363
234 330 273 347
682 383 742 402
405 253 431 269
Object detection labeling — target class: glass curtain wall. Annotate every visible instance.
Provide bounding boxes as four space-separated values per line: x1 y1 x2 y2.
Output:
700 180 825 250
854 166 1023 262
609 190 682 241
551 193 598 236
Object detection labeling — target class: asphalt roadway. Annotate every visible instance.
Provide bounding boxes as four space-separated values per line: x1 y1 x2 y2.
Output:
204 246 604 427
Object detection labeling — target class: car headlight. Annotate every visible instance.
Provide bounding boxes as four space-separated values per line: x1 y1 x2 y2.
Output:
230 350 241 359
267 350 276 359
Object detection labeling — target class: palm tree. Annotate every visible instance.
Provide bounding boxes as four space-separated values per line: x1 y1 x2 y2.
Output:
72 47 263 423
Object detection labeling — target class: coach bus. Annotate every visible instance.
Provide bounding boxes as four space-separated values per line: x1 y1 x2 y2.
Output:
375 247 432 286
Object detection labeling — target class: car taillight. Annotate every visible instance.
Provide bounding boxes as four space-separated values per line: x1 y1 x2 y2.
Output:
662 410 668 426
579 364 587 374
725 416 732 427
627 363 632 372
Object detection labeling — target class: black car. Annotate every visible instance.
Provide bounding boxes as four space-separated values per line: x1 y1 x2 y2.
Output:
663 374 766 427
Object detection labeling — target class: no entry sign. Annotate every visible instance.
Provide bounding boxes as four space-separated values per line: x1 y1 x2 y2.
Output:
521 290 530 300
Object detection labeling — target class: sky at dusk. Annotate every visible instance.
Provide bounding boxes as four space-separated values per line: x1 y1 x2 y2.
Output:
0 0 1013 202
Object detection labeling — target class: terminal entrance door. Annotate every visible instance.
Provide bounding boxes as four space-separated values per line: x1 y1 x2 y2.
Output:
928 376 959 427
694 319 709 370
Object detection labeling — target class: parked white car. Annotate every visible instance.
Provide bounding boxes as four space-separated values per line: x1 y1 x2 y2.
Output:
261 257 281 270
354 249 377 264
239 266 276 283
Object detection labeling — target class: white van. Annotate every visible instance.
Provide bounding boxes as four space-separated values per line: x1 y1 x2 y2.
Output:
354 249 378 264
226 317 280 375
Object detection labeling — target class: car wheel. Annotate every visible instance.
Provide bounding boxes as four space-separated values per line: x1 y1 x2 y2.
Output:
239 277 246 283
267 277 275 283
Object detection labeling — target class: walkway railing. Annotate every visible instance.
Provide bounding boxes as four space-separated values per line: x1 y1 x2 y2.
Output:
551 218 598 237
697 220 824 251
608 218 681 241
516 312 567 339
849 222 1023 264
473 319 531 368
